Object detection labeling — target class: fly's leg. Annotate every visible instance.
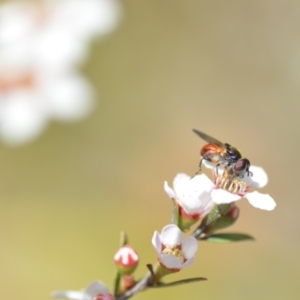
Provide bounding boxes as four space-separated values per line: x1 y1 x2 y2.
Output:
193 158 204 177
198 158 204 172
215 162 222 175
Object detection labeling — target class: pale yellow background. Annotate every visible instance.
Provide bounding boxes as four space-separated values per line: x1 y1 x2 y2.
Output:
0 1 299 299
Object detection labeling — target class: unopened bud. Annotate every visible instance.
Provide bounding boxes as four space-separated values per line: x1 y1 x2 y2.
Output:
114 245 139 275
122 275 136 290
227 205 240 219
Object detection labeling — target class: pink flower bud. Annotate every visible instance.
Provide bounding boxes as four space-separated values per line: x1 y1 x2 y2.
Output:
114 245 139 275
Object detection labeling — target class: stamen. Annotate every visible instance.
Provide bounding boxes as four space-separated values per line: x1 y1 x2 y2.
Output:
162 247 184 263
215 173 248 195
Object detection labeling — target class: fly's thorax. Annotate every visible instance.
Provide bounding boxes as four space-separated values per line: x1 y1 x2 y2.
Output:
224 143 242 164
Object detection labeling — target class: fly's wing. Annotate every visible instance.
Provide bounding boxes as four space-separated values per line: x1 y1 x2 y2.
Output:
192 129 224 147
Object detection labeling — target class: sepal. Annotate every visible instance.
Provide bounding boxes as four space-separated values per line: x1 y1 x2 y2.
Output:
172 199 201 231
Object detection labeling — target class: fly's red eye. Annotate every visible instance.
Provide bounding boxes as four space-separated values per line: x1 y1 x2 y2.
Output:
234 159 250 172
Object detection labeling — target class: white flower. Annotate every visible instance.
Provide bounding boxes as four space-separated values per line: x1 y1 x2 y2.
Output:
0 0 123 69
47 0 122 42
202 162 276 211
0 0 123 145
164 173 214 217
0 68 94 145
52 281 112 300
166 166 276 211
152 224 198 271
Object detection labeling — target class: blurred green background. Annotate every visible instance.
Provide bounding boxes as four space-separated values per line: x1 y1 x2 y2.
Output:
1 1 299 299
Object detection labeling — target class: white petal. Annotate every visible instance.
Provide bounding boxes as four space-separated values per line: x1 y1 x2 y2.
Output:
0 3 36 44
245 191 276 211
85 281 109 297
181 236 198 259
201 200 215 217
164 181 176 199
0 92 47 145
43 71 95 121
35 28 88 69
0 38 33 71
179 174 214 214
51 291 86 300
187 174 215 191
244 165 268 188
160 224 183 247
181 256 195 269
211 189 241 204
151 231 162 254
180 191 212 214
160 254 181 269
172 173 191 196
50 0 122 41
171 173 214 214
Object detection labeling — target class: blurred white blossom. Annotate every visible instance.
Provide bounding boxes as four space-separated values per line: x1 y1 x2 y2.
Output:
52 281 113 300
0 0 122 69
0 0 122 145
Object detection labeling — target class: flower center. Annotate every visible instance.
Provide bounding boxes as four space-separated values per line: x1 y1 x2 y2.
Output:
162 246 184 263
215 172 248 194
0 73 35 94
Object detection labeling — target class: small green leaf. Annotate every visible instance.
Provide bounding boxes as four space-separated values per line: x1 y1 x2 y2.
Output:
208 214 237 232
151 277 207 289
203 233 254 243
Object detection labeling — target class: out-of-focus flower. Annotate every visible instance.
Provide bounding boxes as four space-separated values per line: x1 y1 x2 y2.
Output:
152 224 198 272
114 245 139 275
0 0 122 69
94 294 115 300
0 68 94 145
52 281 114 300
0 0 122 145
